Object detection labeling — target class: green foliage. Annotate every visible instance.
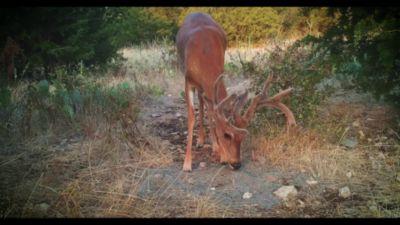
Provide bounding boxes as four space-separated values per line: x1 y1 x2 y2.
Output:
237 42 334 127
304 8 400 108
0 68 137 142
148 85 165 97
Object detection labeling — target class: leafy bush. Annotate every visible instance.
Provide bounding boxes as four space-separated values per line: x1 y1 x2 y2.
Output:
0 69 138 143
304 8 400 108
236 41 334 128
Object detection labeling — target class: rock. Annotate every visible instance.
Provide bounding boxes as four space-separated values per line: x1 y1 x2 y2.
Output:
168 94 172 97
339 186 351 198
184 131 188 135
151 113 161 118
340 138 358 149
346 171 353 178
358 130 365 140
266 175 278 182
60 139 67 146
199 162 206 168
352 120 360 127
175 112 182 118
37 203 50 213
306 178 318 186
377 152 386 159
154 174 162 179
297 200 305 208
242 192 253 199
210 187 216 191
187 178 194 184
273 185 298 200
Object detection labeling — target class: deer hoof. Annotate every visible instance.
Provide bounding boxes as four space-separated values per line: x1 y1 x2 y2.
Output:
183 164 192 172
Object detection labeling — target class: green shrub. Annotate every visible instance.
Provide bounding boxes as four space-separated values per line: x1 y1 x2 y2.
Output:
240 42 334 128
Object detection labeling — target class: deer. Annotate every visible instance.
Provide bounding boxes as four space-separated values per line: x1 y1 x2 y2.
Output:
0 37 23 81
176 12 296 172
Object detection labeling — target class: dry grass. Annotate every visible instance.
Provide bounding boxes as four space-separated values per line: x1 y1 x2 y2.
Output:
248 98 400 217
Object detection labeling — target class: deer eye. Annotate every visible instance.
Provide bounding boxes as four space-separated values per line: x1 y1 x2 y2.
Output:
224 133 232 140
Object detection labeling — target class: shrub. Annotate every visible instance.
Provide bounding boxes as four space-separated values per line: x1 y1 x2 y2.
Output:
236 41 335 129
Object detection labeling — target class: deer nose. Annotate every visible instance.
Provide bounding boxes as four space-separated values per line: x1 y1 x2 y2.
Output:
229 162 241 170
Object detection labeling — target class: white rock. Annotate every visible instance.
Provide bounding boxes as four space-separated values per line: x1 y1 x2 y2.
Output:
339 186 351 198
297 200 305 208
199 162 206 168
210 187 216 191
242 192 253 199
175 112 182 117
273 185 298 200
151 113 161 118
346 171 353 178
352 120 360 127
306 178 318 185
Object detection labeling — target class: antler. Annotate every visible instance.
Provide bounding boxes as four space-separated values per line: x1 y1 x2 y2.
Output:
203 74 248 137
233 74 296 132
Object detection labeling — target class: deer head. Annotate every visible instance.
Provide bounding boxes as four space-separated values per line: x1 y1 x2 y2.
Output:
203 74 297 170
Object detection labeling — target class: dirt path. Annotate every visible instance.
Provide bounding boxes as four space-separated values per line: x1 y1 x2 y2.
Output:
134 77 314 212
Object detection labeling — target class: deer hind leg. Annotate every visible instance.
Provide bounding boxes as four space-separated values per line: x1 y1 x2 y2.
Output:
196 91 205 147
183 80 195 172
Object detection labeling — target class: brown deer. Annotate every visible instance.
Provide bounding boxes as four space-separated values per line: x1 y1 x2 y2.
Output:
176 12 296 172
0 37 22 81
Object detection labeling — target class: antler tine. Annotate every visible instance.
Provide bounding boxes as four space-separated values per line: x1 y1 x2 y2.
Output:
261 87 293 104
238 74 296 131
232 91 248 128
213 74 225 104
259 102 297 131
240 75 274 127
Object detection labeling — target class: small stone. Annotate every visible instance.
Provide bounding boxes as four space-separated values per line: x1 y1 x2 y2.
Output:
306 178 318 185
154 174 162 179
378 152 385 159
242 192 253 199
199 162 206 168
60 139 67 145
340 138 358 149
297 200 305 208
184 131 188 135
266 175 278 182
273 185 298 200
38 203 50 213
346 171 352 178
352 120 360 127
187 178 194 184
168 94 172 97
151 113 161 118
175 112 182 118
210 187 216 191
358 130 365 140
367 138 373 143
339 186 351 198
375 142 383 148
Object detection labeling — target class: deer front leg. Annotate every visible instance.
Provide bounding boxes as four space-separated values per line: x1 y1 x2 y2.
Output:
196 91 205 147
183 81 195 172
